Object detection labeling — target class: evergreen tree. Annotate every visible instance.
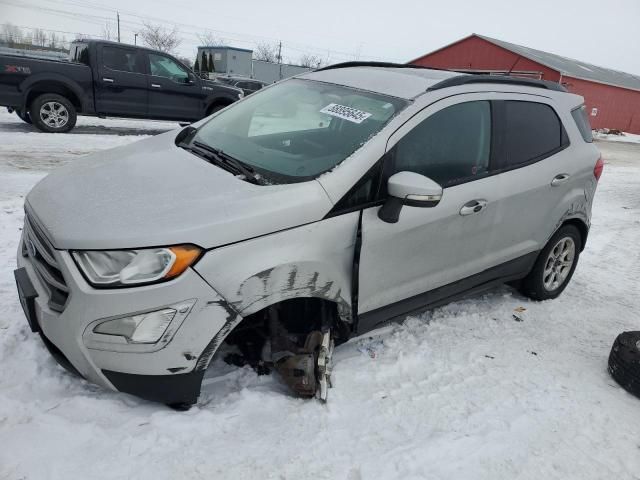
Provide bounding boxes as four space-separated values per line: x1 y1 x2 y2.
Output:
208 53 214 72
194 57 200 73
201 51 208 73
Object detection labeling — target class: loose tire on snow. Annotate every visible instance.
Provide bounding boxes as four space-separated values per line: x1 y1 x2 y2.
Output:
31 94 77 133
519 225 582 301
608 331 640 398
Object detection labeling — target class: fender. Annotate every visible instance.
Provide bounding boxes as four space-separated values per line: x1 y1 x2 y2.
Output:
547 174 596 249
20 72 93 113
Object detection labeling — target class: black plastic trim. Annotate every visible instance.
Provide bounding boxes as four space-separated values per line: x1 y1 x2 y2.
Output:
427 75 568 93
103 369 205 406
356 251 539 335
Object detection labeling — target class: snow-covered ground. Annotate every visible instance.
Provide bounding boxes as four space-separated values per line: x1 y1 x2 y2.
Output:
593 130 640 144
1 109 639 480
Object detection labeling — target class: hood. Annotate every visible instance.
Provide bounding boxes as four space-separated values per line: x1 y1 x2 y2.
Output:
26 129 333 250
203 79 243 96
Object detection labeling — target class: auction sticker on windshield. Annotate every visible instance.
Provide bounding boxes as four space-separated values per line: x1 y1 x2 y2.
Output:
320 104 372 124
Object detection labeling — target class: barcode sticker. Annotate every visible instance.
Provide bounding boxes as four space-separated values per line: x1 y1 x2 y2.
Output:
319 103 372 124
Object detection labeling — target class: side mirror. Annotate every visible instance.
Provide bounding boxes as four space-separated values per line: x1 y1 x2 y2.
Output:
378 171 443 223
186 73 196 84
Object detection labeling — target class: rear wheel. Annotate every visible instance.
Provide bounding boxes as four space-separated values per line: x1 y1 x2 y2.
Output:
16 109 32 124
31 94 77 133
519 225 582 300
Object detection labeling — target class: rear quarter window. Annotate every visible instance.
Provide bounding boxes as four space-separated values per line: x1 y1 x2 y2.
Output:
502 101 569 167
571 106 594 142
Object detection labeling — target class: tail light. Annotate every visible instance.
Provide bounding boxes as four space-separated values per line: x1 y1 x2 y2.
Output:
594 155 604 181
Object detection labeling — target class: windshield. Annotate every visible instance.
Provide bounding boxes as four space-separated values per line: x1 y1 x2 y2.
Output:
192 79 407 182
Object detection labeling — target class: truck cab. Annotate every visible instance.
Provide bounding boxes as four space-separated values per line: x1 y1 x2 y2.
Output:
0 40 244 132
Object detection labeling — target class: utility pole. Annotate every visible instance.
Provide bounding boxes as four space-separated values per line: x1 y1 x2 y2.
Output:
117 12 120 42
277 41 282 80
134 33 138 45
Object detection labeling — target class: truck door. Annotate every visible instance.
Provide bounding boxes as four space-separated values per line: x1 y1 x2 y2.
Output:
146 53 203 121
95 45 148 116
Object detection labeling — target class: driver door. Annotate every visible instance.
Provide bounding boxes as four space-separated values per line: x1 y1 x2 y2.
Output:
357 94 502 332
146 53 202 121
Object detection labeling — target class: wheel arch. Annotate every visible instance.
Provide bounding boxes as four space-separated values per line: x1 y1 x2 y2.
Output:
194 295 349 373
22 75 86 113
558 217 589 251
205 98 233 116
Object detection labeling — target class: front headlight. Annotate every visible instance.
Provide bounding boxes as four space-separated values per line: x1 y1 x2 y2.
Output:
72 245 202 287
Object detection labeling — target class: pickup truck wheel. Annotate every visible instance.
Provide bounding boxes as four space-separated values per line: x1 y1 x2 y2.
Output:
31 94 77 133
16 109 32 124
518 225 581 301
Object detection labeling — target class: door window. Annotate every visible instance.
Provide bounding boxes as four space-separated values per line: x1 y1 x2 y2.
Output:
501 101 569 167
149 54 189 83
390 101 492 187
103 46 143 74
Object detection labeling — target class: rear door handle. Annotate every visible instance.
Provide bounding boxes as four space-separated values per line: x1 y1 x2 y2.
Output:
151 83 161 89
102 77 114 83
460 199 488 216
551 173 571 186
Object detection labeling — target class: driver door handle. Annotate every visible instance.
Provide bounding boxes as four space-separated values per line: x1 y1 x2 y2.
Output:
151 83 162 89
460 199 487 216
102 77 114 83
551 173 571 186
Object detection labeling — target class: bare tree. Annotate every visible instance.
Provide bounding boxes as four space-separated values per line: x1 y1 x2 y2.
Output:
197 31 223 47
298 54 323 69
2 23 23 46
139 22 181 53
253 42 279 63
33 28 47 47
48 32 59 49
102 22 116 41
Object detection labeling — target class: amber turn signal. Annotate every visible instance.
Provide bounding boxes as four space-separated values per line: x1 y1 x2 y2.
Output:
165 245 203 279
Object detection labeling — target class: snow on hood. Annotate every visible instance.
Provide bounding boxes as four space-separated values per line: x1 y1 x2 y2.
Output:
25 129 333 250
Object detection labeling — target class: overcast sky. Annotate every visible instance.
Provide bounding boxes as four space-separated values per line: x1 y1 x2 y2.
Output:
2 0 640 74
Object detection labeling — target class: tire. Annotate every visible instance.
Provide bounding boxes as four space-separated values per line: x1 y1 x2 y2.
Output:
16 109 32 124
31 94 77 133
608 331 640 398
519 225 582 301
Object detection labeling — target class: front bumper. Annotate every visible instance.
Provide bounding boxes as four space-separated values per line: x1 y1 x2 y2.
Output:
16 234 240 405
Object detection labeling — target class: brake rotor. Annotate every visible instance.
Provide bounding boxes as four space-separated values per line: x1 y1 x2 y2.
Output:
315 330 334 402
273 329 334 401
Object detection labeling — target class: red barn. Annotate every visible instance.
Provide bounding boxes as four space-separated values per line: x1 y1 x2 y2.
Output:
410 34 640 134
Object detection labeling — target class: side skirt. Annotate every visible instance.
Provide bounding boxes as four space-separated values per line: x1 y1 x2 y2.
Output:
355 251 538 336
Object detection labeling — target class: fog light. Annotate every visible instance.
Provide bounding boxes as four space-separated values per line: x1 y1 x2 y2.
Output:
94 308 176 343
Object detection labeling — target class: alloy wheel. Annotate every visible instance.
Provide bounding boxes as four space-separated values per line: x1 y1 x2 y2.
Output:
542 236 576 291
39 101 69 129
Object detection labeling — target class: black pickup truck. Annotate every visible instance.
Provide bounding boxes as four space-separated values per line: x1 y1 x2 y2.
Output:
0 40 244 133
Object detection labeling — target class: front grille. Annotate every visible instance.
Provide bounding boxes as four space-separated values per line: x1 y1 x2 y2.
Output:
21 212 69 312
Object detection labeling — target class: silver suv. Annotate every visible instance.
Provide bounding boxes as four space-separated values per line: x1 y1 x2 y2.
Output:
14 63 603 408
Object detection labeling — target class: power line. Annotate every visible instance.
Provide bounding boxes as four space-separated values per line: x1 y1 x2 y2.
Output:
0 0 402 62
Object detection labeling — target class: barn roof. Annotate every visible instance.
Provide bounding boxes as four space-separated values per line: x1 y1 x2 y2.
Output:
475 34 640 92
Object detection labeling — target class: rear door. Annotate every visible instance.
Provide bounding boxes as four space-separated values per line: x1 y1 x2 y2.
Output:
146 53 203 120
95 45 148 116
487 96 573 266
357 94 501 329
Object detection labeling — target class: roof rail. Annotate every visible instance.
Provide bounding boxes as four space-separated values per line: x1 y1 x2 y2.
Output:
427 74 568 92
314 61 452 73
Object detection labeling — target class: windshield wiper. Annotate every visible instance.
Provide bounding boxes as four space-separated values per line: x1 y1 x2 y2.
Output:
179 140 263 185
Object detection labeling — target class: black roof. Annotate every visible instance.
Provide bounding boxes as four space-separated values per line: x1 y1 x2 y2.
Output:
315 61 568 93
